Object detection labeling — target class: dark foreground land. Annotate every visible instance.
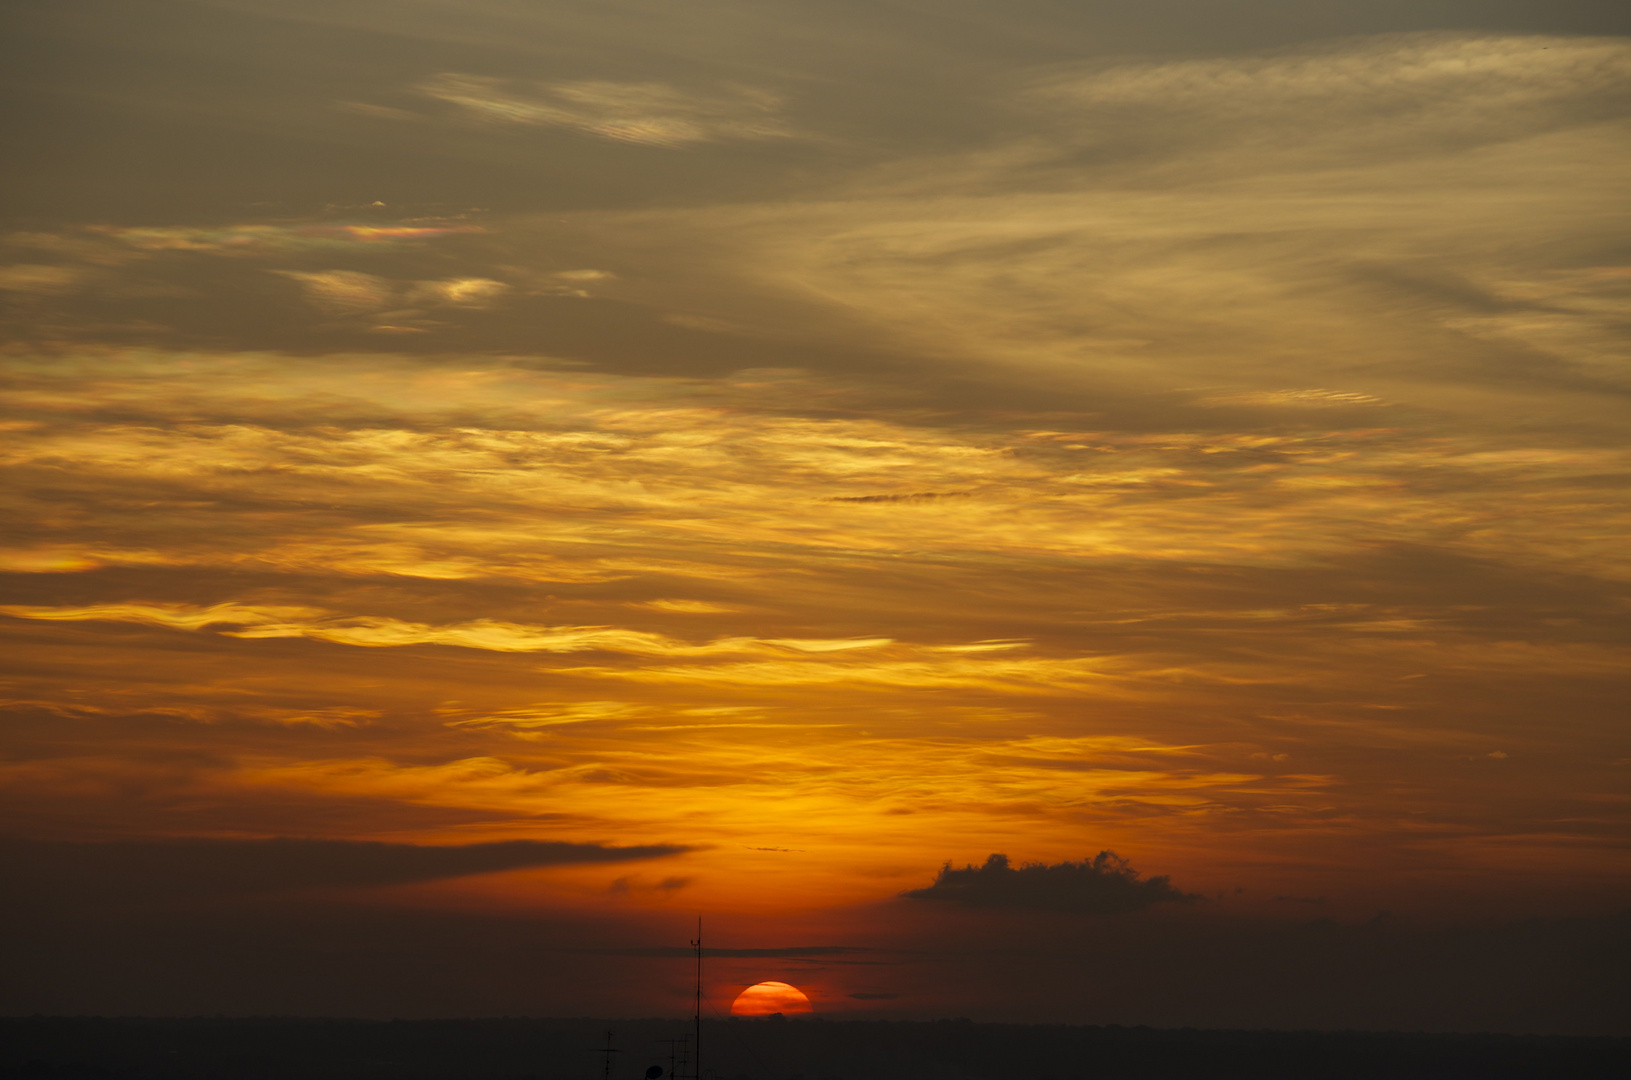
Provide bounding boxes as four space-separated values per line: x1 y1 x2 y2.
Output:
3 1017 1628 1080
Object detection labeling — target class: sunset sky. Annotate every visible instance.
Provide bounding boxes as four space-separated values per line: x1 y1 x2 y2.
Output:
2 0 1629 1033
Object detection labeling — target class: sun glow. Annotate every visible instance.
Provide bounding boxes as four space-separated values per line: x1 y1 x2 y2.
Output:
730 982 813 1017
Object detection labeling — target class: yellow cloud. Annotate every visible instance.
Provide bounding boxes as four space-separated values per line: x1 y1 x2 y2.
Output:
447 702 650 731
560 654 1137 695
273 270 395 314
630 599 742 614
86 222 482 253
0 602 914 660
0 602 326 631
418 74 789 146
406 277 511 308
240 706 383 729
0 264 87 295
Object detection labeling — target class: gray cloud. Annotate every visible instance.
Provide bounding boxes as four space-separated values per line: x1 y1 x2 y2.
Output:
828 492 962 504
903 853 1199 914
1033 34 1631 131
0 837 690 908
418 74 790 147
614 945 873 958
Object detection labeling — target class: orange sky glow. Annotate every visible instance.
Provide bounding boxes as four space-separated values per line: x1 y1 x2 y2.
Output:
1 0 1628 1033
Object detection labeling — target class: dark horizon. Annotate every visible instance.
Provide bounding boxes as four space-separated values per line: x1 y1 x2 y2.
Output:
5 1016 1630 1080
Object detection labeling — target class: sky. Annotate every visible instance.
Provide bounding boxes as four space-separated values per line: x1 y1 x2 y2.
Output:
1 0 1629 1034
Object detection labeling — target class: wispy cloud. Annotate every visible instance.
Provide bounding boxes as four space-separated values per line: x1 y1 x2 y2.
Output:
418 74 790 146
273 270 397 314
561 654 1134 696
0 602 918 662
90 222 484 254
1029 34 1631 160
447 701 651 730
272 270 511 318
0 264 90 296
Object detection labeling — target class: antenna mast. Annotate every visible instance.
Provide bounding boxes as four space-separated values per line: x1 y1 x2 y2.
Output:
690 917 702 1080
589 1030 620 1080
654 1037 685 1080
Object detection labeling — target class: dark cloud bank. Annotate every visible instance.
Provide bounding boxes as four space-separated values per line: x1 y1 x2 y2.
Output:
618 945 871 958
0 836 688 907
903 852 1198 913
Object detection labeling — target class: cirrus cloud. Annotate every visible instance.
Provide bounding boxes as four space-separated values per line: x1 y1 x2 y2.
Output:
417 74 791 146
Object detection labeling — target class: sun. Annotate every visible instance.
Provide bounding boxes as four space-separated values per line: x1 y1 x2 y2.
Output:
730 981 813 1017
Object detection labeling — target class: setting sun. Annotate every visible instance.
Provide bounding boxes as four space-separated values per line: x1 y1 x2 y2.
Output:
731 982 814 1017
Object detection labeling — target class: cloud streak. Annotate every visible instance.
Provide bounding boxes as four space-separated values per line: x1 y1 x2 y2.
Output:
0 602 899 659
418 75 790 146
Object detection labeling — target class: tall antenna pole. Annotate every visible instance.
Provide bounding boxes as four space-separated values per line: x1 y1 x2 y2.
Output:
655 1037 684 1080
588 1031 620 1080
690 917 702 1080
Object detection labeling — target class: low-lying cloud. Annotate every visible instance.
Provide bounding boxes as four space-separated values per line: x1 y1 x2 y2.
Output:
615 945 872 958
903 852 1198 914
0 837 689 908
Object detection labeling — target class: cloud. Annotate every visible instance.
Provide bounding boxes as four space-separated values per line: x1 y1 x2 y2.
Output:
239 706 383 730
1048 34 1628 106
615 945 872 958
0 264 88 296
0 602 327 632
448 701 651 731
762 637 894 653
187 732 1319 851
1194 389 1385 408
1030 34 1631 159
547 37 1628 424
25 358 1614 588
902 852 1198 914
273 272 510 316
0 836 689 908
631 599 742 614
274 270 396 314
829 492 961 504
607 873 691 897
88 222 482 254
0 546 165 573
418 74 789 146
0 602 899 659
405 277 511 308
567 654 1134 695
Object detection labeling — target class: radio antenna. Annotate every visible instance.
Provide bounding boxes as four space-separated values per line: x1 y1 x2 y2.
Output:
588 1030 620 1080
690 917 702 1080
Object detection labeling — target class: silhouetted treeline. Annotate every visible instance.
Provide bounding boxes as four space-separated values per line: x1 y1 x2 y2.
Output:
3 1017 1628 1080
